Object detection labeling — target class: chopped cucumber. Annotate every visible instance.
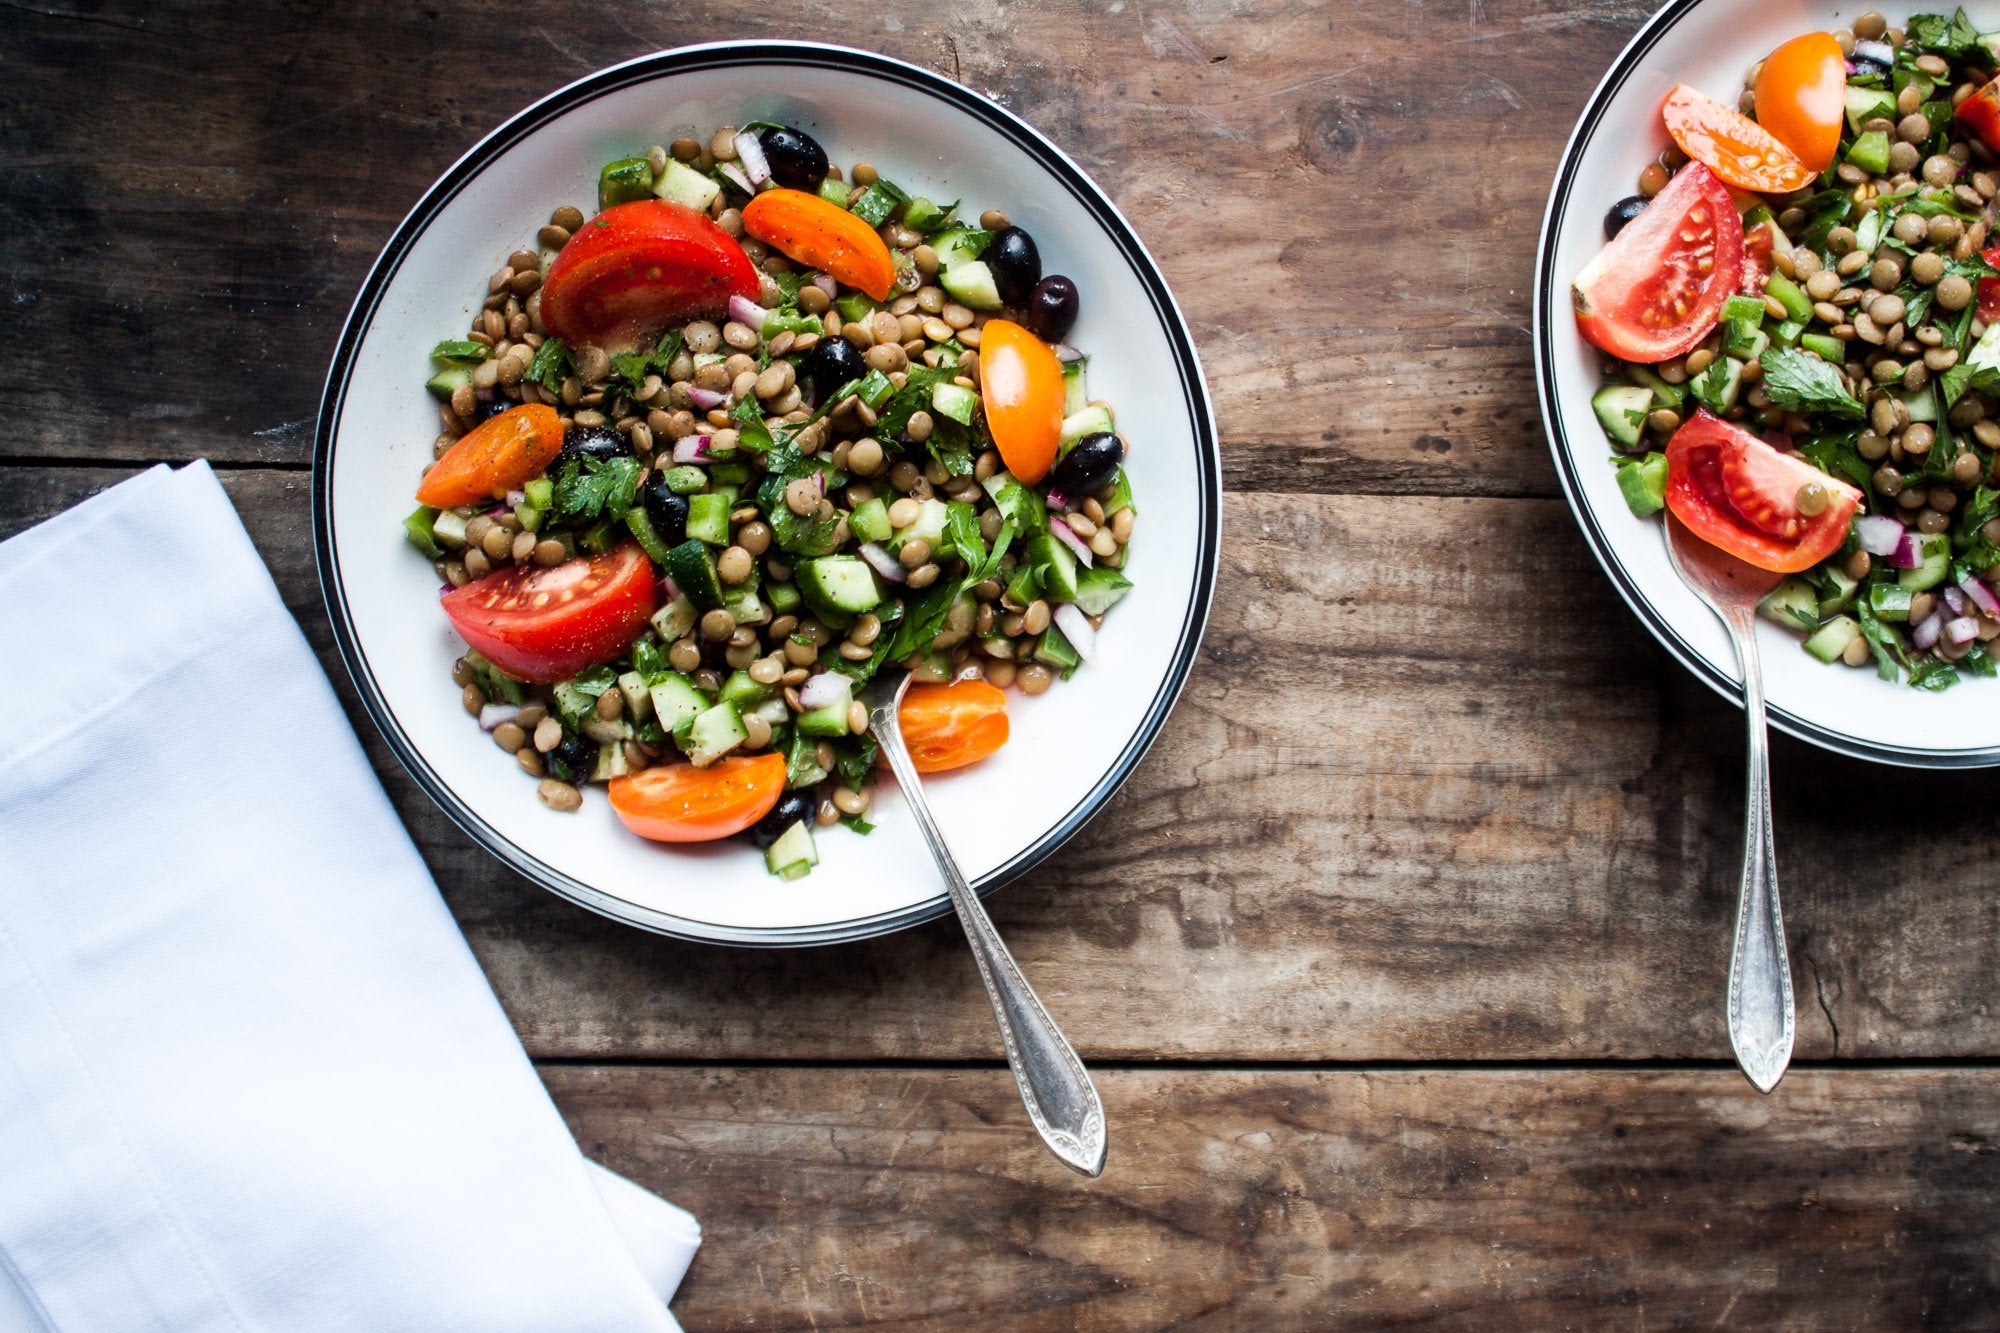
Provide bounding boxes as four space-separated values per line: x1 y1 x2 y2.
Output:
1818 566 1860 616
890 498 950 551
1073 564 1133 616
929 226 990 271
1060 402 1115 449
683 702 747 766
1723 321 1770 362
524 477 554 509
939 260 1003 310
1899 532 1951 591
1026 531 1081 603
616 670 653 721
1870 583 1915 621
590 741 632 783
1757 577 1820 632
723 585 769 627
1614 452 1668 518
764 820 818 880
1804 615 1864 663
931 381 979 425
624 505 677 565
910 649 953 683
784 728 829 787
796 675 854 736
652 159 721 211
1799 332 1845 364
1004 562 1043 607
598 156 655 210
1901 389 1937 423
818 176 851 206
405 505 444 558
1062 360 1088 416
647 673 708 737
719 669 771 709
1592 385 1652 449
1847 130 1891 176
1845 85 1896 133
835 292 879 324
984 472 1048 534
514 503 543 534
749 695 791 730
766 580 803 614
425 364 473 400
1627 365 1685 410
651 595 697 643
431 509 471 550
797 555 883 616
1103 468 1135 517
664 540 725 610
1720 294 1768 326
849 497 893 543
1765 270 1811 325
687 492 732 545
899 196 952 232
1035 625 1081 672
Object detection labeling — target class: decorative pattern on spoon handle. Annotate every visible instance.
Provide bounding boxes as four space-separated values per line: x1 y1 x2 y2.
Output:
1724 606 1795 1094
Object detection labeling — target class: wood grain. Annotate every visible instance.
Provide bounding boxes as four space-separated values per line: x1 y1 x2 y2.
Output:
551 1064 2000 1331
0 0 1642 495
10 467 1999 1063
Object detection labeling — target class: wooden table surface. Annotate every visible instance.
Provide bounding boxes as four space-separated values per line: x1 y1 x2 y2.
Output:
8 0 2000 1327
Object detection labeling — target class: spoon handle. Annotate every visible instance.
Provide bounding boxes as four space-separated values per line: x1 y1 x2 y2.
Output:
1724 607 1794 1093
873 723 1107 1176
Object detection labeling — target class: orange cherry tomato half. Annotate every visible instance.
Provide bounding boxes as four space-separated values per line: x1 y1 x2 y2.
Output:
539 199 760 352
1753 33 1846 173
1664 410 1862 574
1662 84 1817 194
741 188 896 301
608 753 788 843
416 403 563 508
1957 74 2000 155
897 680 1010 774
977 319 1065 484
440 542 656 682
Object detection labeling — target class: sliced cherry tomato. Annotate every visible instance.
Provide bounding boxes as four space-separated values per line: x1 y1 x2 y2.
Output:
1573 162 1745 363
608 754 787 842
741 188 896 301
977 319 1065 484
539 199 759 353
1956 74 2000 155
1977 245 2000 323
1753 33 1846 173
1664 410 1862 574
440 542 656 682
416 404 562 508
897 680 1009 773
1662 84 1817 194
1739 217 1776 295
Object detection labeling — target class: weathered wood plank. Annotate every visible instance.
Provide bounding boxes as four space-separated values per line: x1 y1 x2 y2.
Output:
0 0 1643 495
9 465 1997 1062
551 1065 2000 1331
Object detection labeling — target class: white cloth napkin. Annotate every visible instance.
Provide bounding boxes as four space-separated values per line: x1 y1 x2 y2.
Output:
0 463 698 1332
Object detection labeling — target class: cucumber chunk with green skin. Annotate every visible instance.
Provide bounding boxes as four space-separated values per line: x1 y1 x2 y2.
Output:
784 728 829 787
598 156 655 210
818 176 851 206
723 586 768 627
1765 270 1812 325
624 506 676 565
719 670 771 709
848 497 892 544
764 820 818 879
1004 562 1043 607
651 595 697 643
929 226 991 271
1723 322 1770 362
1899 532 1951 591
652 159 720 211
1720 294 1769 326
617 671 654 721
1757 577 1821 632
1818 565 1860 616
683 702 748 766
1073 564 1133 616
1870 583 1915 622
647 674 708 736
931 382 979 425
795 674 854 737
426 364 473 400
766 580 803 614
1846 85 1896 133
835 292 879 324
1804 614 1864 663
590 741 631 783
664 540 726 611
940 260 1004 310
1592 385 1653 448
890 498 950 551
750 695 791 730
1026 531 1081 603
686 493 732 546
431 509 471 550
405 506 444 558
1847 130 1891 175
1901 388 1937 423
1799 332 1845 364
1627 365 1685 410
1614 453 1668 518
797 555 883 616
1060 403 1116 448
1035 625 1081 672
1062 360 1088 415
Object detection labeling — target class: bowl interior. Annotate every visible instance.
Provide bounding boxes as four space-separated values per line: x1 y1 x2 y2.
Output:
320 47 1217 942
1540 0 2000 765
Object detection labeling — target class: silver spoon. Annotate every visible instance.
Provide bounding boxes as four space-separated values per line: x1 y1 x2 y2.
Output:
862 667 1107 1175
1663 512 1795 1093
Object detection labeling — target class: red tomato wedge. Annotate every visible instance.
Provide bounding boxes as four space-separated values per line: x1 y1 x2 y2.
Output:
1753 33 1846 173
441 542 656 682
1664 411 1862 574
1956 74 2000 154
539 199 759 352
897 681 1009 773
977 319 1065 484
1978 245 2000 323
1663 84 1817 193
416 404 563 508
741 188 896 301
607 754 787 843
1573 162 1744 363
1739 216 1776 295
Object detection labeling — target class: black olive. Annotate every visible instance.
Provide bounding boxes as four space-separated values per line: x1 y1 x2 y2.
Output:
757 125 830 193
550 734 598 782
742 791 814 848
475 395 513 423
798 335 866 403
1049 431 1124 498
552 424 629 473
641 472 690 547
1022 275 1079 343
985 226 1042 307
1851 39 1893 76
1603 195 1648 241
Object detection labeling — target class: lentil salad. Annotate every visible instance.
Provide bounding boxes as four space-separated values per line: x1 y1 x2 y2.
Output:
401 121 1137 878
1574 8 2000 691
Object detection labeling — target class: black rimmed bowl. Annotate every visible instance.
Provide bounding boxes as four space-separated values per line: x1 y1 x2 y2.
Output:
1535 0 2000 767
313 42 1222 944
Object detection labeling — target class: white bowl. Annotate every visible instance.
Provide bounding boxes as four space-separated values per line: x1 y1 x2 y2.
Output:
313 42 1221 944
1536 0 2000 767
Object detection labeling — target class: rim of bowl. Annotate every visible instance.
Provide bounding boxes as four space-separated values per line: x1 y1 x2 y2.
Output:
312 40 1225 944
1532 0 2000 769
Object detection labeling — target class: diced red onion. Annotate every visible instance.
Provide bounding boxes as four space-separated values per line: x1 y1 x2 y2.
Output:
672 435 711 464
1945 616 1981 645
1960 572 2000 618
728 293 768 329
1944 585 1970 617
658 576 681 602
812 274 839 299
478 702 522 732
1052 603 1096 661
1053 342 1084 364
799 672 848 711
1856 515 1904 557
1048 516 1094 567
505 489 526 507
733 130 771 185
859 542 905 582
1913 612 1945 651
1045 490 1069 511
717 161 754 196
1890 532 1923 569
